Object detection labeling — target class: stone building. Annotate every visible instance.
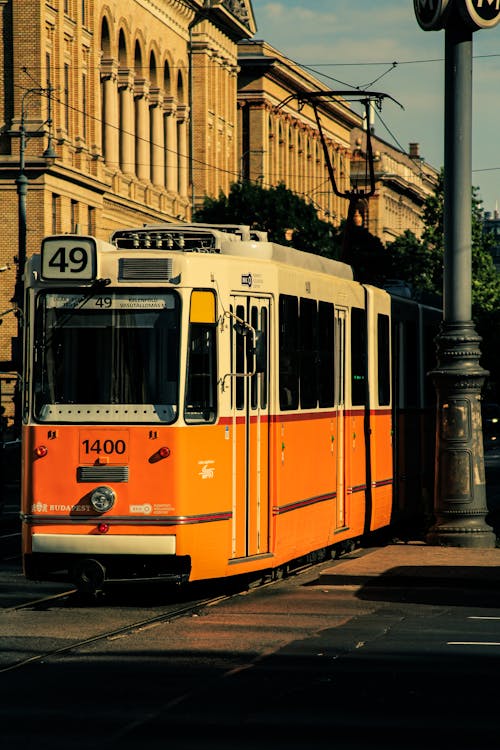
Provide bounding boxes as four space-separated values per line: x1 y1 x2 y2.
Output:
237 39 361 226
350 127 439 243
0 0 255 429
0 1 439 433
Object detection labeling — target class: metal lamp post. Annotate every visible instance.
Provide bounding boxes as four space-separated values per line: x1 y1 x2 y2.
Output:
414 0 500 547
14 86 56 316
12 86 56 434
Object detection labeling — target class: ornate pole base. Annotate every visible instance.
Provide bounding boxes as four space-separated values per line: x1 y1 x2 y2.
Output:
426 321 496 548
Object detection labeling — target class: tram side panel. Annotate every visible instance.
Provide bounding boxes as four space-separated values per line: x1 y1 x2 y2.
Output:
271 279 381 563
270 290 338 564
364 286 394 532
390 295 440 533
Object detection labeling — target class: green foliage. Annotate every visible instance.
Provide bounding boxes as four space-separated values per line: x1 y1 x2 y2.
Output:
386 168 500 396
386 169 500 317
341 222 389 285
194 181 341 258
195 176 500 394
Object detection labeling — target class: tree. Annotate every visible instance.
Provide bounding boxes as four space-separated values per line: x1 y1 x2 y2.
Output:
387 170 500 314
340 221 389 286
194 181 341 258
386 169 500 397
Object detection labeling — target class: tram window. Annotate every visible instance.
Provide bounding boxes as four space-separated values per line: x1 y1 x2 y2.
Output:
377 313 390 406
185 323 217 423
33 292 180 422
279 295 299 410
259 307 268 409
318 301 334 407
404 320 418 407
299 298 318 409
235 304 245 410
251 306 259 409
351 307 367 406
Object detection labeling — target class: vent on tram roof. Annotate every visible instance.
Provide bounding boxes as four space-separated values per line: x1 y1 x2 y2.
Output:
119 258 173 281
77 466 129 483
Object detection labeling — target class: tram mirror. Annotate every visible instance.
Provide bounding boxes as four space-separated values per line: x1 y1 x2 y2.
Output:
255 331 266 373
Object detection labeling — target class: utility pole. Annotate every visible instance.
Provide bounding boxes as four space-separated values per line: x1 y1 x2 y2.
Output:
414 0 500 548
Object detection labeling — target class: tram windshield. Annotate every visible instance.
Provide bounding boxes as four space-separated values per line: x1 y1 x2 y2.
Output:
32 292 180 423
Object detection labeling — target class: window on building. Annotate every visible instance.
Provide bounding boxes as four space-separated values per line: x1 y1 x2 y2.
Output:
51 194 60 234
70 200 77 233
64 64 70 132
46 53 51 88
82 73 87 141
87 206 95 235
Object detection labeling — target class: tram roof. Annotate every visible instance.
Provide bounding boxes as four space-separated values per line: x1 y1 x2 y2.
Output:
110 224 354 281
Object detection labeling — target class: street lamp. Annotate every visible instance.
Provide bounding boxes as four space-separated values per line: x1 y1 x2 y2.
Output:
12 86 56 435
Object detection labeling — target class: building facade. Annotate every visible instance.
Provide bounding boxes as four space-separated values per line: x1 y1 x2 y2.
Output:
350 129 439 244
0 0 255 430
237 40 361 227
0 1 439 434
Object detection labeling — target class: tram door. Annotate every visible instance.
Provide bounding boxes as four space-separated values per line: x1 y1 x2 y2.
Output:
230 295 270 559
335 308 347 530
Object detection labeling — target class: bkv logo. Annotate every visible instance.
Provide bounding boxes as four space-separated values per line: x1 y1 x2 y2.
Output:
241 273 253 287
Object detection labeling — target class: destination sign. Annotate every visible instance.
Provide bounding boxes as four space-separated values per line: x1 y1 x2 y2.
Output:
45 293 174 310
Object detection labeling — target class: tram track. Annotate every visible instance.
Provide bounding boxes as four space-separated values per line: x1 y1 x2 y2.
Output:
0 542 368 677
0 589 231 674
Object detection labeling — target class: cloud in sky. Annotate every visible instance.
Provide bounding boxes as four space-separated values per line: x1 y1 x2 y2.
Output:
250 0 500 212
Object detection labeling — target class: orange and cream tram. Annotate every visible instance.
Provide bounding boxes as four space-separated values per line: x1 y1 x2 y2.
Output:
20 223 439 593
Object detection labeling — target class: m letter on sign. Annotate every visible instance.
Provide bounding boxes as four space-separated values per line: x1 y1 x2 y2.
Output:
414 0 451 30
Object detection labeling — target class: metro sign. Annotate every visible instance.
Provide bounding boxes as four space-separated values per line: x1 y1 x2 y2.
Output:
414 0 451 30
415 0 500 29
460 0 500 28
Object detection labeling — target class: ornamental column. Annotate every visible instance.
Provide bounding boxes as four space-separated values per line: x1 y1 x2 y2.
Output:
164 99 178 194
101 60 119 169
177 104 189 199
118 70 135 175
149 88 164 186
134 78 150 181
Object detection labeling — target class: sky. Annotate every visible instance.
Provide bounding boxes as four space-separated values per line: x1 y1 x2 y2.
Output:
249 0 500 215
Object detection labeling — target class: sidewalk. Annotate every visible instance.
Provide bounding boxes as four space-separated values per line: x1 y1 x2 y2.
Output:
319 540 500 587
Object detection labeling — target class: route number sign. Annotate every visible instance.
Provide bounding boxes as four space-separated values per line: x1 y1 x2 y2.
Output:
41 237 96 281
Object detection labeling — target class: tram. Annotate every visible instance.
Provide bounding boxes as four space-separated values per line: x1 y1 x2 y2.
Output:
19 223 440 593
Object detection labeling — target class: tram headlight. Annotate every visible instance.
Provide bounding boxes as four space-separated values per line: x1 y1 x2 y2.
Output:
90 486 116 513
